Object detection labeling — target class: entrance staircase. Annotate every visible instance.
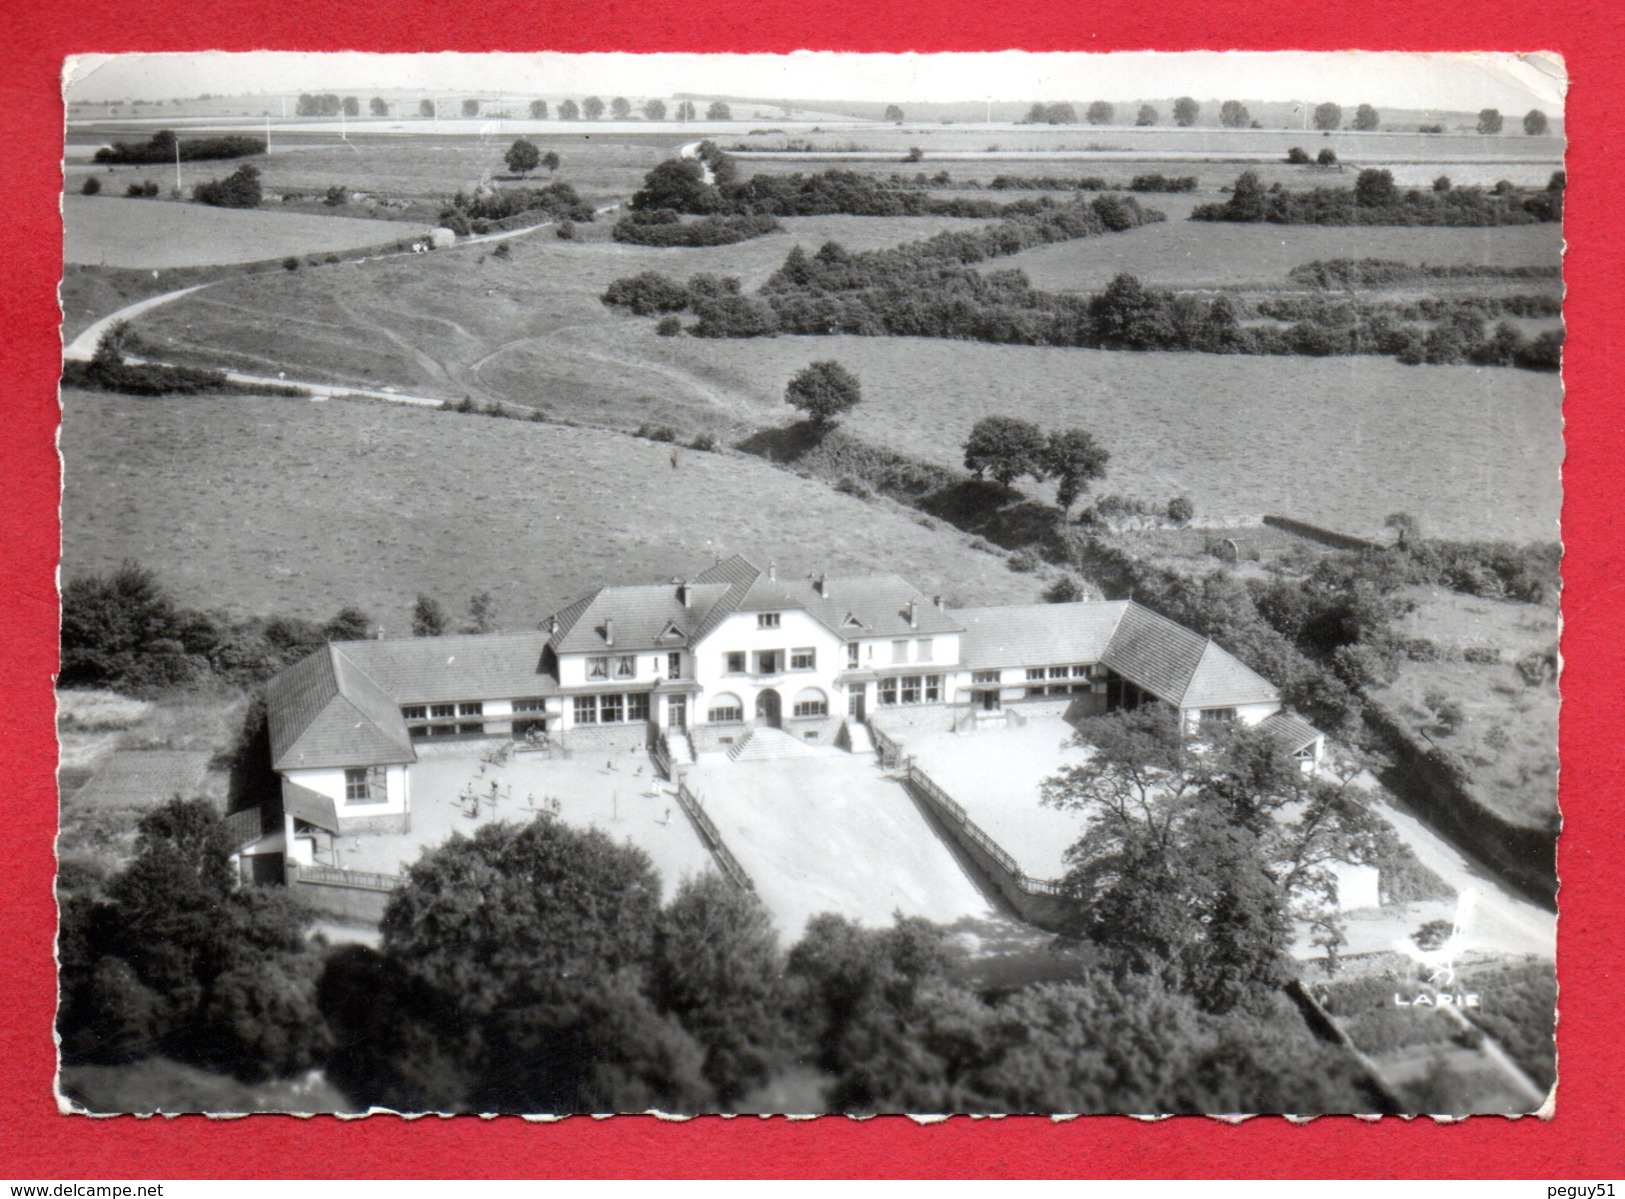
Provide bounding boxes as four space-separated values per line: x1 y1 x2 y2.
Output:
726 727 827 762
843 721 875 755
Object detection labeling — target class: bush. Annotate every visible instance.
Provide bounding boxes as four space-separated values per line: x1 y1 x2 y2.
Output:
656 316 682 337
688 433 718 452
1008 548 1043 573
125 180 161 198
691 295 779 338
555 220 576 240
95 131 265 165
602 271 690 316
1166 496 1195 525
81 175 102 196
635 424 679 443
1285 147 1312 165
282 256 299 271
611 212 781 247
1462 645 1502 665
192 164 262 209
1317 148 1338 166
834 476 872 500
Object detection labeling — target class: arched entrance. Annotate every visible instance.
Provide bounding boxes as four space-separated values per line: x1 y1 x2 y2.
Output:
755 689 782 729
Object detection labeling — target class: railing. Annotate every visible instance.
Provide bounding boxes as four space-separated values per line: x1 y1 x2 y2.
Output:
872 724 905 769
674 780 756 892
288 862 403 892
652 733 673 780
905 762 1065 898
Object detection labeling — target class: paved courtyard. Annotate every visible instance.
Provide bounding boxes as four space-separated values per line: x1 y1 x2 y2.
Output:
334 745 715 903
901 715 1094 881
685 751 1008 940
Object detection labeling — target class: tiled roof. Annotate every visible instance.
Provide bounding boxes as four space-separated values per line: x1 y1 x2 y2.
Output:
282 778 341 833
1261 710 1323 754
957 602 1129 670
266 645 415 771
550 583 730 655
1099 603 1212 705
337 631 561 703
689 554 960 643
1181 641 1281 709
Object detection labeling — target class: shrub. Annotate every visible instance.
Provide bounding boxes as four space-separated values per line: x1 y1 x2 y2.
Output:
688 433 718 452
636 424 679 443
125 180 161 198
1008 548 1042 574
1166 496 1195 525
323 185 348 207
1317 148 1338 166
1462 645 1502 665
611 212 781 247
601 272 690 316
282 256 299 271
1515 649 1558 687
491 242 511 260
690 295 779 339
95 131 265 165
192 164 262 209
833 476 872 500
1285 147 1311 165
556 220 576 240
81 175 102 196
656 316 682 337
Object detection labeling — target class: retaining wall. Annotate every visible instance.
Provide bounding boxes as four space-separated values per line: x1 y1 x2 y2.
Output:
290 878 393 925
1263 514 1388 553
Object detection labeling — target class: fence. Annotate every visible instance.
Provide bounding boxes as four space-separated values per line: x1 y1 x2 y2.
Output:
287 861 403 892
652 734 673 780
872 724 906 769
674 780 755 892
905 762 1065 899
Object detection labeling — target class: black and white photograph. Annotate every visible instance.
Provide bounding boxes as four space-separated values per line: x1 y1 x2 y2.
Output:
55 50 1563 1117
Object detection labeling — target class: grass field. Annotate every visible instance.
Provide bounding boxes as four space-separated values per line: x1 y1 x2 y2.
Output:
59 389 1044 626
1370 585 1559 828
64 195 413 269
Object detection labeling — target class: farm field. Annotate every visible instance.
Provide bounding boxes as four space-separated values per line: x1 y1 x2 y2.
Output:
64 195 411 268
618 333 1563 543
59 389 1043 626
1369 585 1560 829
1003 217 1565 291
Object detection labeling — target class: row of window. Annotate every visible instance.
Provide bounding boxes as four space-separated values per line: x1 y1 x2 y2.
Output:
723 648 817 674
878 675 943 706
573 692 652 725
402 701 489 738
585 652 686 682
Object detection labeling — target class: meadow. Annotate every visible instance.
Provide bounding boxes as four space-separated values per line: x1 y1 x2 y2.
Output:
59 389 1044 626
64 195 411 269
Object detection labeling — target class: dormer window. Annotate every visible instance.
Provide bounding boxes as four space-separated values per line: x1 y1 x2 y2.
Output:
758 612 781 629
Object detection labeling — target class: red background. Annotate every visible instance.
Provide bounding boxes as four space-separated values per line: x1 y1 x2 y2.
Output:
4 2 1620 1179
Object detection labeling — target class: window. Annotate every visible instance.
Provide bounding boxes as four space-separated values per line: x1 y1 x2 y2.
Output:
614 655 636 680
626 693 650 723
847 642 861 669
878 678 898 706
513 698 547 713
756 650 780 675
600 694 624 724
925 675 941 702
574 695 598 724
401 705 427 721
891 639 909 664
430 703 456 719
917 638 933 663
1201 707 1238 724
345 768 369 802
793 688 828 718
708 693 744 723
1072 664 1091 678
587 656 610 681
972 671 999 686
1026 668 1046 682
725 652 746 674
901 676 921 704
791 647 816 671
667 651 682 680
758 612 781 629
1049 666 1069 680
458 702 484 716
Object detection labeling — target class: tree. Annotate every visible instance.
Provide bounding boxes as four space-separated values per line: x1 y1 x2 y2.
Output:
1219 100 1251 128
643 98 667 121
1524 108 1549 136
1384 511 1420 550
1352 103 1379 131
529 99 548 120
652 875 793 1102
342 96 361 118
1354 168 1397 207
1317 148 1338 166
963 415 1047 489
1478 107 1504 134
504 137 541 175
461 98 480 118
676 100 697 121
418 98 435 118
558 99 580 121
81 175 101 195
542 150 561 176
785 360 862 428
610 96 632 120
1089 271 1177 346
464 592 497 635
61 561 214 692
883 104 904 122
1173 96 1201 127
1086 100 1115 125
1026 101 1077 125
1136 104 1159 127
191 163 262 209
1042 428 1111 512
369 97 389 117
323 605 372 642
411 595 446 637
706 101 731 121
1167 496 1195 525
1313 102 1342 131
630 157 719 213
582 96 605 120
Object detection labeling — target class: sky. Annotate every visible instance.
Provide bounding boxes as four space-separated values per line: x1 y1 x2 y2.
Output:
65 51 1566 113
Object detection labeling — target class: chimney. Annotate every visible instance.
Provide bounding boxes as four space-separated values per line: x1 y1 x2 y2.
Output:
547 615 560 637
933 594 945 610
815 574 829 598
767 560 777 583
675 578 691 608
906 599 918 628
604 618 615 646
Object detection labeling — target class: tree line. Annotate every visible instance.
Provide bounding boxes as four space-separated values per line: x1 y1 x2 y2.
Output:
1192 169 1564 227
94 129 265 165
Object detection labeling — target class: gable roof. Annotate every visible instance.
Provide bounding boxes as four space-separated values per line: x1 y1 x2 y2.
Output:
957 601 1129 670
266 645 416 771
1181 640 1283 709
1261 710 1323 754
282 778 341 833
336 631 560 703
548 582 731 655
689 554 961 643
